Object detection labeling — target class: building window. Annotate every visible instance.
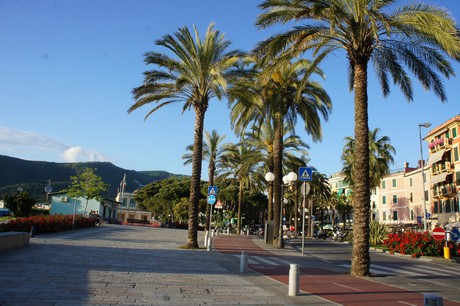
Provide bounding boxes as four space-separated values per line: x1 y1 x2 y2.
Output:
382 211 387 221
382 181 386 189
410 210 414 221
457 171 460 185
410 178 412 187
434 201 439 214
410 192 413 202
392 195 398 204
122 198 127 207
382 196 386 204
453 127 457 138
392 179 396 188
445 199 452 213
372 201 376 209
393 211 398 221
454 147 459 162
129 198 136 208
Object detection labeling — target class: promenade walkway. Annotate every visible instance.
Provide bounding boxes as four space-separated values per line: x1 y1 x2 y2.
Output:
0 224 457 305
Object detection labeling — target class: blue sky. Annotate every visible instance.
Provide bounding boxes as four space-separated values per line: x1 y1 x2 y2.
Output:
1 0 459 182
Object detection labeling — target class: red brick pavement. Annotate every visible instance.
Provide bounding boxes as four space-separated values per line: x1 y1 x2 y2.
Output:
213 235 460 306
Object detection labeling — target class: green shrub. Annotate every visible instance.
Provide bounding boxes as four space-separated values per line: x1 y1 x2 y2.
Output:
369 221 388 245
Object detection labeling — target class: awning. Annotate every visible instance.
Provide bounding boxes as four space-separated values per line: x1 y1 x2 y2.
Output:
427 149 445 164
430 173 447 184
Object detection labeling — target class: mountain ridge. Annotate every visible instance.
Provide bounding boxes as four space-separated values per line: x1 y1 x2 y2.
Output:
0 155 187 201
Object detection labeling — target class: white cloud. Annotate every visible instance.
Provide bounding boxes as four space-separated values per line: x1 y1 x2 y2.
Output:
0 126 110 163
0 126 67 151
60 146 110 163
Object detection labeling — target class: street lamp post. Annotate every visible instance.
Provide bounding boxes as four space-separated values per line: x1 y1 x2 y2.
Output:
419 122 431 232
266 171 297 248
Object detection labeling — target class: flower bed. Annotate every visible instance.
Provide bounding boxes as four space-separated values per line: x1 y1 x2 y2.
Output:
384 231 459 258
0 215 96 234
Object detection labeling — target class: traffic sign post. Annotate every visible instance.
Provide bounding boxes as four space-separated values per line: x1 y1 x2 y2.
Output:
207 195 216 205
450 228 460 242
432 227 445 241
298 167 313 181
208 186 218 195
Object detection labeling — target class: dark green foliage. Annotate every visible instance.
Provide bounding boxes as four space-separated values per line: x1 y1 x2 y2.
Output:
2 192 35 217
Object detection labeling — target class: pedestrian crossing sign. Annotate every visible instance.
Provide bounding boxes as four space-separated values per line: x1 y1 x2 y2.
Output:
208 186 218 195
298 167 313 181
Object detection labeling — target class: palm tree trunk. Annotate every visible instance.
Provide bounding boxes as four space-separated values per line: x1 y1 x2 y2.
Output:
273 112 283 247
186 109 205 249
350 60 371 276
237 181 243 234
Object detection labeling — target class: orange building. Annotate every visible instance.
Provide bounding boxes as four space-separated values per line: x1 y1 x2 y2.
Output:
424 114 460 225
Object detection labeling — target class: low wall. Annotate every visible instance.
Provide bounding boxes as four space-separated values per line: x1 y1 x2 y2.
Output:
0 232 30 252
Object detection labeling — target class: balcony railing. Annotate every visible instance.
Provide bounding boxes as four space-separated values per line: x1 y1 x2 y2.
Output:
432 183 457 197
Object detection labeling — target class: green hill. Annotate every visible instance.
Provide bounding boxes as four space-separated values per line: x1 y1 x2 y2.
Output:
0 155 186 201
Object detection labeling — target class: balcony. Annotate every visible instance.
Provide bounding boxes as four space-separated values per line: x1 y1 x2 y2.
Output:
428 137 453 152
432 183 457 198
431 160 454 175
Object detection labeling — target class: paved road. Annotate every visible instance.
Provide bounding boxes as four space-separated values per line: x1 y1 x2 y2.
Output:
0 225 331 305
286 237 460 303
213 235 460 306
1 225 458 305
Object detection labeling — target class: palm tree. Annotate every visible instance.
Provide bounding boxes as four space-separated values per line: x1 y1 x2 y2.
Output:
220 141 263 234
128 23 242 248
183 129 226 232
309 171 331 237
342 128 396 190
246 120 310 223
256 0 460 276
230 59 332 246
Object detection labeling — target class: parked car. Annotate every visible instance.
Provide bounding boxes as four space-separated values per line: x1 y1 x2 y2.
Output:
0 208 11 217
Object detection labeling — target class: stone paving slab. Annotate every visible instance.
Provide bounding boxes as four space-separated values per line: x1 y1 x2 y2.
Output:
0 225 330 305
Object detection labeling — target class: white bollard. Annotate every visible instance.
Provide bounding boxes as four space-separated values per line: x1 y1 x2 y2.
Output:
423 294 443 306
247 228 250 235
227 227 230 235
288 264 300 296
207 235 213 252
204 230 208 247
240 251 248 273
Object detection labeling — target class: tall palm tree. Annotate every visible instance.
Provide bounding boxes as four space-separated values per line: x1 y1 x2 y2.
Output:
256 0 460 276
309 171 331 237
128 23 242 248
220 141 263 234
342 127 396 190
183 129 226 232
231 59 332 246
246 120 310 222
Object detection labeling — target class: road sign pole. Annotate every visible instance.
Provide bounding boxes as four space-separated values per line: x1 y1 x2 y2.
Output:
302 183 306 256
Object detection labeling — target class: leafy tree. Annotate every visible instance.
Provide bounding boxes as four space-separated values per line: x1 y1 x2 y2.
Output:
135 178 193 223
256 0 460 276
64 168 109 216
3 192 35 217
129 23 243 249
